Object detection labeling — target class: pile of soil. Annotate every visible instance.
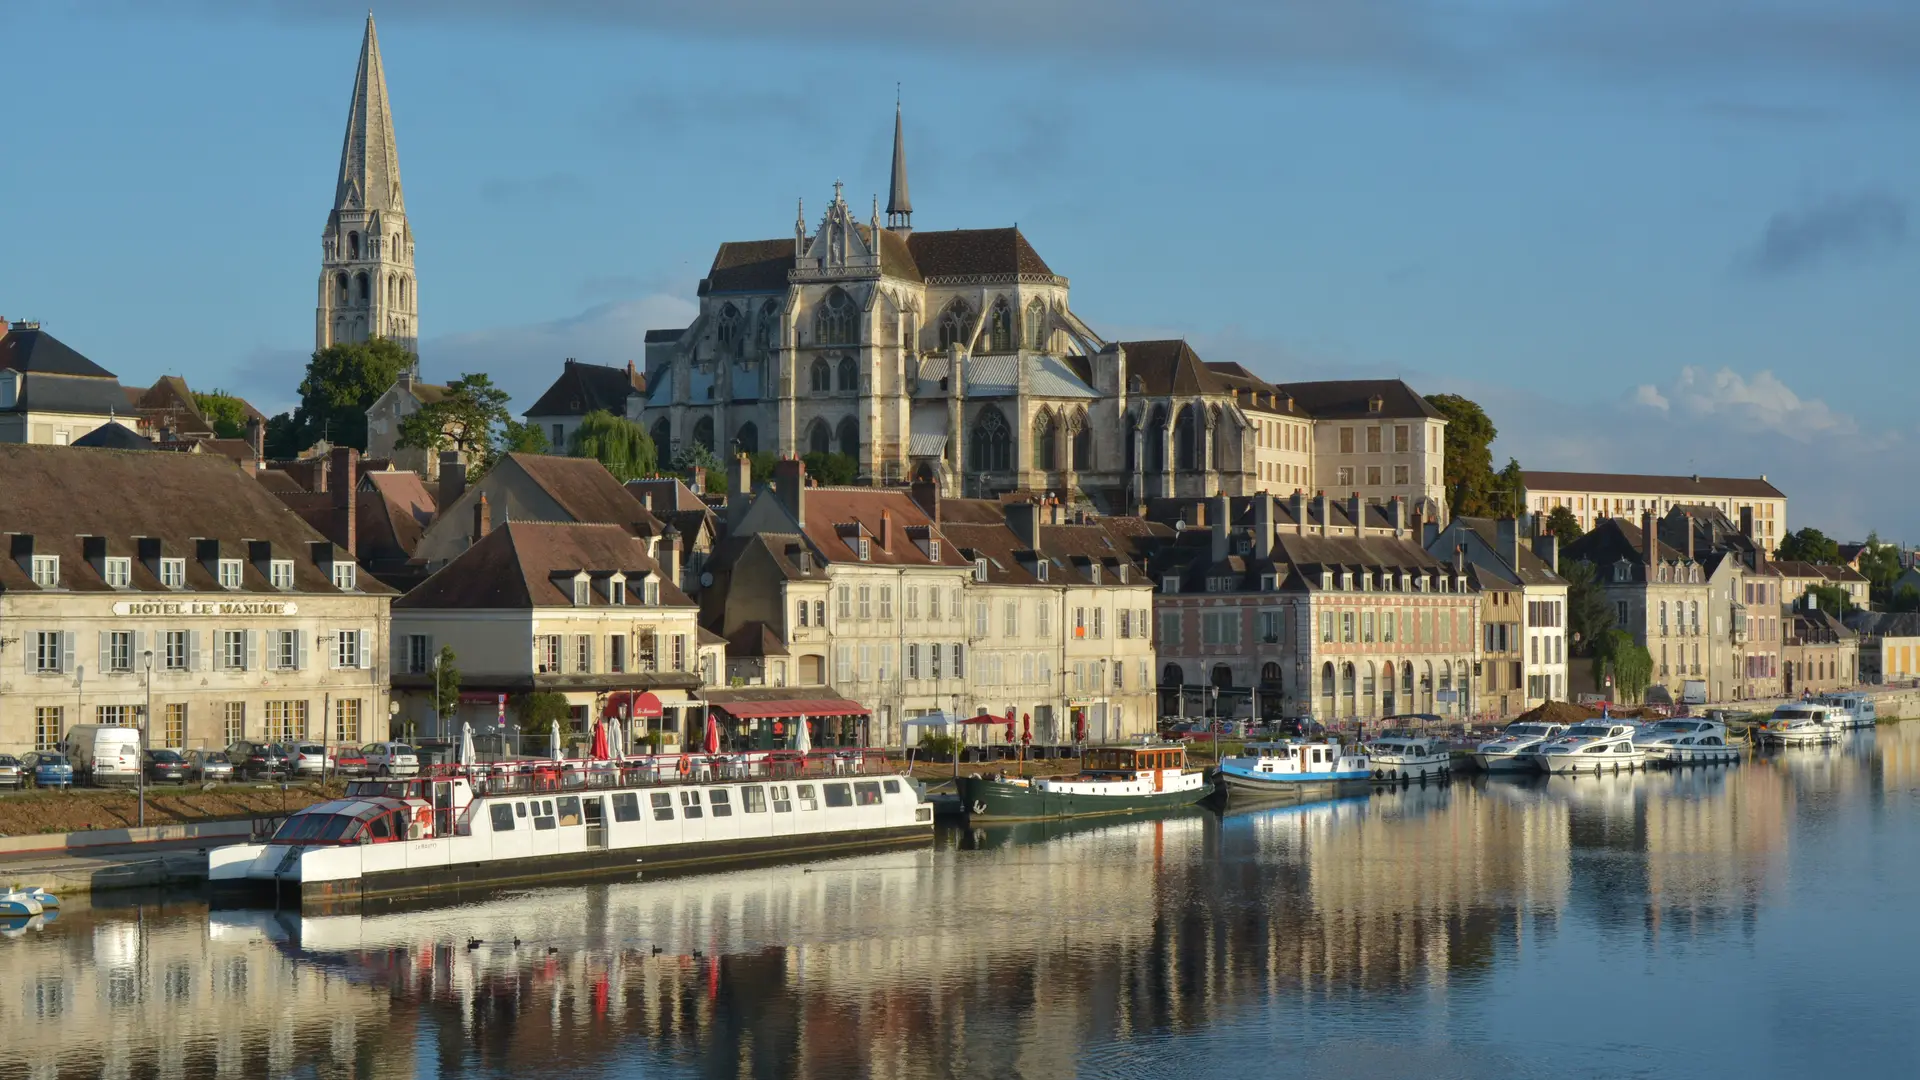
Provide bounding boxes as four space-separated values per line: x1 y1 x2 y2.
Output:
0 783 344 838
1512 700 1604 726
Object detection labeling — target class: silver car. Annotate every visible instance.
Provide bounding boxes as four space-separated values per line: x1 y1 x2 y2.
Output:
0 754 22 790
183 749 235 783
287 742 330 778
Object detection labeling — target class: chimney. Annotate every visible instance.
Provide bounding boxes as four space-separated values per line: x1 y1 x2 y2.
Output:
439 451 467 510
1313 493 1330 537
910 475 940 523
1210 492 1230 544
1422 519 1439 548
330 446 359 558
473 492 491 542
1191 500 1206 528
1453 544 1466 579
1007 500 1041 550
311 458 327 494
1532 533 1560 574
1642 510 1658 568
1739 505 1754 540
879 508 894 552
1210 506 1229 564
1291 491 1308 536
728 455 754 537
1347 493 1363 536
642 493 654 513
660 524 682 587
1684 512 1696 562
1497 516 1520 570
1391 495 1405 538
245 415 265 464
1253 493 1275 560
690 466 707 495
773 456 807 526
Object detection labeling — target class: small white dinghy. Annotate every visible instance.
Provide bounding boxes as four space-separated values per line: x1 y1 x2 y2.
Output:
0 887 58 917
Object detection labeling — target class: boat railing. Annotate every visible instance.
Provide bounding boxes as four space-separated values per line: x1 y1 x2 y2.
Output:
433 749 891 798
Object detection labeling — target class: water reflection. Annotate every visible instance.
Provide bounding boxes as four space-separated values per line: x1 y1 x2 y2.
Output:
7 725 1919 1079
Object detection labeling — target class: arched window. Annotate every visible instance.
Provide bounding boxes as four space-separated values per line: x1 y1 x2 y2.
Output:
335 273 349 303
355 272 370 303
1174 405 1198 471
836 417 859 458
1146 406 1168 474
814 287 856 344
1071 410 1092 470
837 355 858 393
1321 662 1336 698
809 359 833 394
1163 663 1185 686
692 416 714 452
938 300 972 352
716 303 742 357
1209 407 1225 469
807 419 832 457
757 299 780 353
348 232 360 259
1211 664 1233 689
1260 662 1283 688
733 422 759 455
649 418 672 456
1025 298 1048 351
1032 409 1057 472
970 406 1012 472
987 299 1013 353
1402 662 1414 698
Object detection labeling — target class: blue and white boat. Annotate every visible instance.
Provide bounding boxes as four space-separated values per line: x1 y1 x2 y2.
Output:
1216 740 1371 803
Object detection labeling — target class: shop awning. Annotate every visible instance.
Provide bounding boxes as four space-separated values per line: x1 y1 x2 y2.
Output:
709 698 870 720
602 691 664 720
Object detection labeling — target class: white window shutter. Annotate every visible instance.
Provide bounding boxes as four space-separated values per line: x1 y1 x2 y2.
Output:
245 630 260 672
329 631 342 670
134 630 149 670
358 628 371 670
189 631 203 672
98 632 111 673
296 631 309 671
62 632 76 674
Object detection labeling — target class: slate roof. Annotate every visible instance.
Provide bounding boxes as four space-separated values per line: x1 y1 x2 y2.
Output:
70 422 154 450
1524 470 1786 500
132 376 212 435
1447 516 1566 586
699 226 1054 295
0 327 116 378
1561 516 1693 578
1846 611 1920 639
1273 378 1443 421
526 359 643 419
397 521 692 610
1119 340 1226 397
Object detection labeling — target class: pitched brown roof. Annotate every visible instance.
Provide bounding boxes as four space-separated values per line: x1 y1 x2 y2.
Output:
396 521 692 610
1274 379 1443 421
791 488 972 568
507 454 663 535
526 359 643 419
703 238 796 294
1119 340 1222 397
133 375 212 435
725 621 788 658
906 227 1052 279
1523 470 1786 500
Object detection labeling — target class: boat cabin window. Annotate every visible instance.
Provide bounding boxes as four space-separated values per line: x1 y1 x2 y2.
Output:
680 790 704 819
490 803 515 832
741 785 767 813
771 785 794 813
515 802 527 818
1567 725 1608 737
796 784 819 811
708 789 733 817
612 792 640 822
556 796 582 826
883 779 901 795
856 781 883 806
651 792 674 821
533 800 557 830
368 813 393 842
824 783 854 808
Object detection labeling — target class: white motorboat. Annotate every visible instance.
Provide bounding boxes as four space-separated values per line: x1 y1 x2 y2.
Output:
1529 720 1648 774
1817 692 1877 729
1364 734 1452 782
1758 703 1845 746
1216 740 1372 802
1632 718 1741 765
1472 721 1569 772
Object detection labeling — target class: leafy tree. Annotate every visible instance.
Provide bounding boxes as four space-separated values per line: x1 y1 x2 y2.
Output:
1857 532 1904 597
497 419 551 457
515 691 573 754
1893 584 1920 613
192 390 252 439
263 411 302 459
1425 394 1499 518
568 410 658 481
747 451 778 484
1776 526 1841 564
430 645 461 721
1562 559 1615 656
1496 457 1526 517
1544 505 1584 547
802 451 859 486
397 372 512 477
288 338 415 451
1592 628 1652 704
1804 583 1851 616
671 441 723 488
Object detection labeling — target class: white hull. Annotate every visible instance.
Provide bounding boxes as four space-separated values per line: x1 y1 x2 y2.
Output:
1534 750 1648 774
1473 753 1540 773
1647 744 1741 765
1369 756 1452 782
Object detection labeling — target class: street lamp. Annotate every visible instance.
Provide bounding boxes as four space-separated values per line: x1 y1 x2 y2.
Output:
388 699 401 743
140 649 153 828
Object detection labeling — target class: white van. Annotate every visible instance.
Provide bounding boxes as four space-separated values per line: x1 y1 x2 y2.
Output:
60 724 144 786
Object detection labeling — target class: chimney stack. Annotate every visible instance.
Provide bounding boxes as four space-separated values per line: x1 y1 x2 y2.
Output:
728 454 754 537
1532 533 1560 574
439 451 467 510
1347 492 1363 536
1642 510 1658 569
910 474 940 523
1739 505 1754 540
1391 495 1405 538
1210 492 1231 542
690 465 707 496
1210 502 1229 564
660 524 681 587
879 508 894 552
1007 500 1041 550
1291 491 1308 536
1253 493 1275 560
473 492 491 543
1191 499 1206 528
1684 512 1696 562
1497 516 1521 570
1313 493 1330 537
245 415 265 464
329 446 359 558
1454 544 1466 576
773 456 807 527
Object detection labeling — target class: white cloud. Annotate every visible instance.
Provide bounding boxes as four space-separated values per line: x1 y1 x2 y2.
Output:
1630 366 1855 441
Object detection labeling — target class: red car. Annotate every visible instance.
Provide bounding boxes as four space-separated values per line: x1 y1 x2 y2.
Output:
327 745 370 777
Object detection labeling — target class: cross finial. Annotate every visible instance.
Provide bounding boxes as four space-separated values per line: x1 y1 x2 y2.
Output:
833 179 845 203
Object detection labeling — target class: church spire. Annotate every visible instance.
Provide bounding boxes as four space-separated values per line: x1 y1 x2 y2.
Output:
886 95 912 232
334 13 404 214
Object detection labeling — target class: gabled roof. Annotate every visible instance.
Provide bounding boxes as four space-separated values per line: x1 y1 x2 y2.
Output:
397 521 692 610
906 227 1052 279
1273 378 1443 421
70 422 154 450
1562 516 1692 576
1524 470 1786 500
0 326 117 378
506 454 663 535
1446 516 1566 586
698 225 1052 296
1118 340 1224 397
526 359 643 419
726 621 789 658
132 375 211 435
791 488 972 569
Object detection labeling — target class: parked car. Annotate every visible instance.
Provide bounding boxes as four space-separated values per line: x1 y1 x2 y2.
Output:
287 742 330 778
0 754 22 790
361 742 420 777
327 745 370 777
143 749 191 784
1271 717 1329 739
59 724 144 786
226 740 292 780
20 751 75 789
183 749 235 783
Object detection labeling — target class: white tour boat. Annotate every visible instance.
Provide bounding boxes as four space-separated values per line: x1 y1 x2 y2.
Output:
1363 733 1453 783
1817 692 1877 729
1529 720 1647 774
209 751 932 910
1632 718 1741 765
1472 721 1570 772
1216 740 1372 802
1759 703 1845 746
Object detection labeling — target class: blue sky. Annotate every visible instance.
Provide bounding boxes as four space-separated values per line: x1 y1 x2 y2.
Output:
3 1 1915 538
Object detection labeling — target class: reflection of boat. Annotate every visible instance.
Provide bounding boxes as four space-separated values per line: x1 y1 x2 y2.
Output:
1363 734 1452 782
1530 720 1647 774
1216 740 1370 802
1759 704 1844 746
955 803 1211 851
1634 719 1741 765
955 743 1210 821
1472 721 1569 772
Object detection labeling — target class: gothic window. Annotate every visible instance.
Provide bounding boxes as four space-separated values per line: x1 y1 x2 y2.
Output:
836 417 859 458
717 303 743 357
733 422 759 455
837 355 858 393
1146 406 1168 474
970 406 1012 473
810 359 833 394
650 418 672 455
1032 409 1057 472
348 232 360 259
807 419 832 457
692 416 715 453
355 272 370 303
814 287 856 345
757 299 780 353
1174 405 1199 471
1072 409 1092 470
335 273 349 303
937 300 972 352
1209 407 1225 470
1025 298 1048 351
987 299 1013 353
1124 412 1139 472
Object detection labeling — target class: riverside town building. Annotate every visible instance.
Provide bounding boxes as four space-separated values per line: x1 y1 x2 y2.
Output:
0 444 394 754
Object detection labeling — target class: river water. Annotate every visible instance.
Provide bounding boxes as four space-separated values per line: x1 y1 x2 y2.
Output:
6 724 1919 1080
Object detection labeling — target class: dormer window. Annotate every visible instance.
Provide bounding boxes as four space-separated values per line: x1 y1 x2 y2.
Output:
1320 569 1331 590
1368 395 1384 414
1035 561 1049 583
573 578 591 606
269 559 295 590
218 559 244 589
1088 563 1101 585
1261 573 1278 591
610 578 627 605
159 558 185 589
1115 565 1128 583
644 576 660 605
928 539 941 561
104 557 132 589
1162 575 1180 594
858 537 871 561
30 555 59 588
1415 574 1427 593
974 558 989 583
1614 561 1631 583
1233 534 1251 556
331 562 357 591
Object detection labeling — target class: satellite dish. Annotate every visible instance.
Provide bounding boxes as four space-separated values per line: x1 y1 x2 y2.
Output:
699 571 714 587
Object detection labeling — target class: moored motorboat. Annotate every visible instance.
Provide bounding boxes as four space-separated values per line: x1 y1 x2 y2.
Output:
1363 734 1452 783
1529 720 1647 774
1216 739 1371 802
1472 721 1569 772
0 890 47 917
956 743 1210 822
1759 703 1845 746
1632 718 1741 765
1817 692 1877 729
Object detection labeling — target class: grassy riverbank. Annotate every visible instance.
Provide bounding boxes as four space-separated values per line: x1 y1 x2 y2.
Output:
0 782 345 838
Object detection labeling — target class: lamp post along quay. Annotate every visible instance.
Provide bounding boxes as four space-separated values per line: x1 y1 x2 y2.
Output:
141 649 154 828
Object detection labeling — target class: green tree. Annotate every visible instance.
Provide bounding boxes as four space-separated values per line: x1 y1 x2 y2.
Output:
1562 559 1615 656
802 451 859 486
515 692 573 754
1425 394 1499 518
1804 583 1851 616
1893 584 1920 613
397 372 512 477
289 338 415 451
568 410 658 481
1857 532 1904 597
1592 628 1653 704
1496 457 1526 517
192 390 252 439
430 645 461 721
1776 526 1841 564
497 419 550 457
1544 505 1584 547
263 411 302 460
747 451 778 484
671 441 723 486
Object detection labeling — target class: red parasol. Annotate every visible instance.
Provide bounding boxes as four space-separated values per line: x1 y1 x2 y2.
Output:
1004 705 1016 743
1074 713 1087 742
589 720 610 760
1021 713 1032 745
703 712 721 755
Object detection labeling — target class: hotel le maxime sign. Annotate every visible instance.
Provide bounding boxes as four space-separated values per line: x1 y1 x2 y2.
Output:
112 601 298 617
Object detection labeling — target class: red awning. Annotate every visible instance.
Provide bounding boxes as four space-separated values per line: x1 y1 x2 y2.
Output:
709 698 870 720
603 691 664 720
